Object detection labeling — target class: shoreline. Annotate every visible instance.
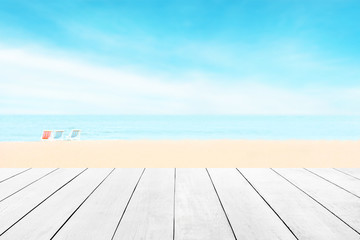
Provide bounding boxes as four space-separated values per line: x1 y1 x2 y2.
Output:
1 140 360 167
2 138 360 142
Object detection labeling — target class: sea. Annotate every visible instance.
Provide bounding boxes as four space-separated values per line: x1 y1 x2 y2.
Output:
0 115 359 142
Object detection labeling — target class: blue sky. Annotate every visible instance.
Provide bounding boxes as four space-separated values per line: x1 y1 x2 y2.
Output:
0 0 359 114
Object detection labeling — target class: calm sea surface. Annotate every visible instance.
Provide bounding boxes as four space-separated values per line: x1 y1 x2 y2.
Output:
0 115 359 141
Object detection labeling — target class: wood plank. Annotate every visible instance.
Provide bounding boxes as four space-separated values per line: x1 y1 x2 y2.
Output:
175 168 235 240
0 168 57 202
52 168 144 240
208 168 296 239
0 168 85 235
1 168 113 240
239 168 360 239
0 168 30 183
113 168 174 240
274 168 360 234
306 168 360 197
335 168 360 180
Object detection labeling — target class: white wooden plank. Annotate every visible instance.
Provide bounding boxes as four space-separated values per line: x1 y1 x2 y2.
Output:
0 168 30 183
0 168 85 234
1 168 113 240
208 168 296 240
335 168 360 180
306 168 360 197
0 168 57 202
274 168 360 234
112 168 174 240
240 168 360 239
52 168 144 240
175 168 235 240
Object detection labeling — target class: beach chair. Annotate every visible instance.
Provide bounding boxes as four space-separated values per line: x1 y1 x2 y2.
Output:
67 129 81 140
53 130 64 140
41 130 52 141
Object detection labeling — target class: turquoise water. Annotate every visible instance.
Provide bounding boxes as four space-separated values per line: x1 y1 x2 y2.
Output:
0 115 359 141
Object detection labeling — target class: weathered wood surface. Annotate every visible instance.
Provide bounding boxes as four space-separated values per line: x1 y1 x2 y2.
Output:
306 168 360 197
1 168 111 240
240 168 360 239
0 168 56 202
0 168 359 240
0 168 85 235
336 168 360 180
274 168 360 234
208 168 296 240
113 168 174 240
0 168 30 183
175 168 235 240
53 168 143 240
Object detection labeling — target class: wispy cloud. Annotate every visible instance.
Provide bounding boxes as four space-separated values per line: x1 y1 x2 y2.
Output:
1 45 359 115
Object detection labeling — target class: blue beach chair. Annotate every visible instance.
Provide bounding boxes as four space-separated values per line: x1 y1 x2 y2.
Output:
67 129 81 140
52 130 64 140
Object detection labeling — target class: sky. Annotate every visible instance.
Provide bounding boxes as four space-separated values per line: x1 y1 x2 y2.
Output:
0 0 359 115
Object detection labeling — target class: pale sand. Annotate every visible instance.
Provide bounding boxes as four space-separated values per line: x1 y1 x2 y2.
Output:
1 140 360 167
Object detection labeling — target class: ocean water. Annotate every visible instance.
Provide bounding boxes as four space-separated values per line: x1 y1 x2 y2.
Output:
0 115 359 142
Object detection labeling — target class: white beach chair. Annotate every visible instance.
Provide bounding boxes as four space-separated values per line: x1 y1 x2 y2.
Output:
52 130 64 140
41 130 52 141
67 129 81 140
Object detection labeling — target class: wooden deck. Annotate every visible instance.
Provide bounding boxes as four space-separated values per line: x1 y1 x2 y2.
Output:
0 168 359 239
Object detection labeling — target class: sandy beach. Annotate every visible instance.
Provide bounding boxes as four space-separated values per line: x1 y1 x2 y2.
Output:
1 140 359 167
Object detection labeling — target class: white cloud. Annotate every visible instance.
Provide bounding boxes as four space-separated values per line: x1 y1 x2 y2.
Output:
0 46 359 115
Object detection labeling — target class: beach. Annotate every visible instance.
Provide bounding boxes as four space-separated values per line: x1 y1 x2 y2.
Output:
1 140 359 167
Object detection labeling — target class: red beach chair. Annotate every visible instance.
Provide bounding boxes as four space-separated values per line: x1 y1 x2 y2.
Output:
41 130 52 141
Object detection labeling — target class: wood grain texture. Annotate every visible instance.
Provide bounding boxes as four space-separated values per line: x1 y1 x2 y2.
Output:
306 168 360 197
1 168 359 239
0 168 56 202
1 168 111 240
53 168 144 240
0 168 30 183
208 168 296 240
240 168 360 240
274 168 360 234
113 168 174 240
175 168 235 240
336 168 360 180
0 168 85 234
